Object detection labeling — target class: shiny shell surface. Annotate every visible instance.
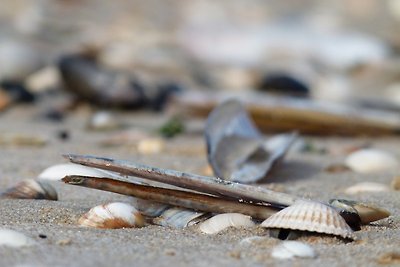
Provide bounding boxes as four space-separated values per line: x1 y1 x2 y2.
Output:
261 200 354 239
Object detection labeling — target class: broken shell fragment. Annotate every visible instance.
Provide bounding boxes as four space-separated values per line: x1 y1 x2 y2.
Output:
199 213 255 234
271 241 316 260
344 182 391 194
0 179 57 200
38 163 118 181
78 202 145 229
152 208 208 229
345 149 398 173
0 228 36 247
205 99 296 183
261 200 354 239
330 199 391 224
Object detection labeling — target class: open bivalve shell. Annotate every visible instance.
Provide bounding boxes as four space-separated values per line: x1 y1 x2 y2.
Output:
261 200 354 239
78 202 145 229
0 179 57 200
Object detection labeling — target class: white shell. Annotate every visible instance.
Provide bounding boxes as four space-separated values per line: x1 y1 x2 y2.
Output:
344 182 391 194
38 163 119 181
199 213 255 234
345 149 398 173
153 208 207 229
0 179 57 200
87 111 121 131
0 229 36 247
261 200 354 239
271 241 316 259
78 202 145 229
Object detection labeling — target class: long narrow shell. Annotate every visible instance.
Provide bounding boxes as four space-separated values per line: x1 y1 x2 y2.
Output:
152 208 208 229
261 200 354 239
199 213 255 234
0 179 57 200
78 202 145 229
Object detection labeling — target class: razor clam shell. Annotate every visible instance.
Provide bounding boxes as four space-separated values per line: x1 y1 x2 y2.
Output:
78 202 145 229
345 149 398 173
38 163 121 181
205 99 296 183
152 208 209 229
0 179 57 200
199 213 256 234
261 200 354 239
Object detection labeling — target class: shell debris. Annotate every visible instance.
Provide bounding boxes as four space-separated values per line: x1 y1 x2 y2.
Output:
261 200 354 239
0 229 36 248
78 202 145 229
271 241 316 260
199 213 255 234
0 179 57 200
345 149 398 173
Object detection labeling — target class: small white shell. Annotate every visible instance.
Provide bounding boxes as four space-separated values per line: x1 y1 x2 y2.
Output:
199 213 255 234
271 241 316 259
261 200 354 239
87 111 121 131
345 149 398 173
38 163 118 181
78 202 145 229
0 229 36 247
344 182 391 194
0 179 57 200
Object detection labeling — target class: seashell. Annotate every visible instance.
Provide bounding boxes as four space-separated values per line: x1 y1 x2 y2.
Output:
152 208 208 229
87 111 122 131
137 138 165 155
25 66 60 93
205 99 296 183
345 149 398 173
38 163 118 181
391 176 400 190
0 179 57 200
0 229 36 247
261 200 354 239
130 198 169 217
271 241 316 259
199 213 255 234
344 182 391 194
78 202 145 229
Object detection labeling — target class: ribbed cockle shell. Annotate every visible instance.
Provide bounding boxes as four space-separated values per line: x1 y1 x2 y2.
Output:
261 200 354 239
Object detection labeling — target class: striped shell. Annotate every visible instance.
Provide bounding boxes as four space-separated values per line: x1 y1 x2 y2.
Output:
78 202 145 229
261 200 354 239
0 179 57 200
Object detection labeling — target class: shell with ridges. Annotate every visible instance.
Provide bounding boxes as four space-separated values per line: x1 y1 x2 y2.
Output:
261 200 354 239
78 202 145 229
152 208 208 229
199 213 255 234
0 179 57 200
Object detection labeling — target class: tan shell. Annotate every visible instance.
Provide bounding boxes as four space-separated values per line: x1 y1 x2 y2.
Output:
261 200 354 239
78 202 145 229
0 179 57 200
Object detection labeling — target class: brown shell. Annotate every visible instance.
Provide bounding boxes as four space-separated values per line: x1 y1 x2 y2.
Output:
0 179 58 200
261 200 354 239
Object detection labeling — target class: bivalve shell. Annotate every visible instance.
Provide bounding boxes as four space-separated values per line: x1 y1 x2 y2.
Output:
199 213 255 234
0 229 36 247
153 208 207 229
344 182 391 194
261 200 354 239
345 149 398 173
78 202 145 229
0 179 57 200
271 241 316 259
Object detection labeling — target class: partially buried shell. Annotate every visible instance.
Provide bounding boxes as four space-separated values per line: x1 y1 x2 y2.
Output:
78 202 145 229
199 213 255 234
0 179 57 200
152 207 208 229
261 200 354 239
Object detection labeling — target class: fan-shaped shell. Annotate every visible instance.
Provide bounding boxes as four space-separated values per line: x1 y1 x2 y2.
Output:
78 202 145 229
261 200 354 239
0 179 57 200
